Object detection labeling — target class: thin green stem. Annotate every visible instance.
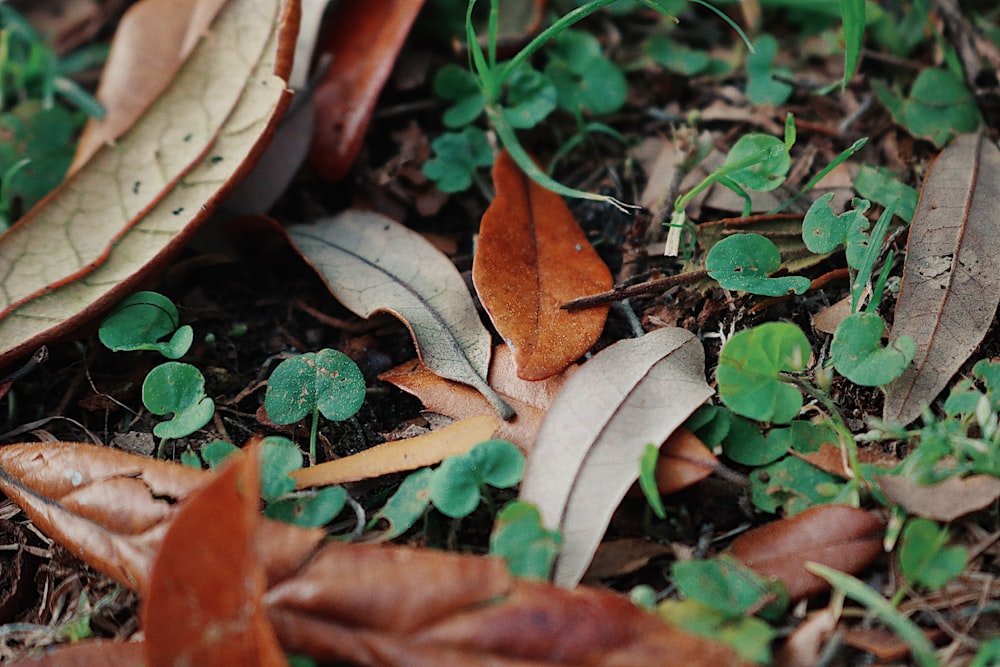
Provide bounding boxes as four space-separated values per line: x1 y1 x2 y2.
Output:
771 138 867 214
675 144 785 213
309 405 319 462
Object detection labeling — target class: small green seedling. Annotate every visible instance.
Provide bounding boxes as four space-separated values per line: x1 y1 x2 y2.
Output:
429 438 524 517
873 67 981 147
645 34 731 77
98 291 194 359
831 312 915 386
264 348 366 460
638 443 666 519
659 556 785 664
854 164 918 223
745 34 793 106
706 233 811 297
749 455 845 515
716 322 810 424
367 467 435 541
195 436 347 528
896 518 967 595
422 126 495 193
489 500 561 580
544 29 627 116
142 362 215 440
801 195 872 269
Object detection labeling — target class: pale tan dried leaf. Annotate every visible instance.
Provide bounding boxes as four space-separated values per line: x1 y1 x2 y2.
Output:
0 0 297 368
290 415 499 488
877 474 1000 522
519 327 713 586
884 132 1000 424
379 345 574 451
70 0 229 171
285 211 514 419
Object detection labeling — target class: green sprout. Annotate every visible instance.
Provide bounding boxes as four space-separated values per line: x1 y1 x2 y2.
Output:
489 500 561 580
264 348 366 460
142 362 214 440
429 438 524 517
98 291 194 359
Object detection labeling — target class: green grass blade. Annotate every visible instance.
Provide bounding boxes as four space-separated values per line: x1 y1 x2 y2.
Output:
841 0 865 88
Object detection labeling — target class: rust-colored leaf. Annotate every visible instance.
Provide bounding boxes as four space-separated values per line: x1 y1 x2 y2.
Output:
473 150 613 381
290 414 499 488
0 0 298 369
379 345 574 452
519 327 713 586
729 505 884 600
265 541 749 666
309 0 426 181
6 641 146 667
70 0 229 171
884 132 1000 424
655 427 717 495
877 474 1000 522
143 446 286 667
0 442 322 593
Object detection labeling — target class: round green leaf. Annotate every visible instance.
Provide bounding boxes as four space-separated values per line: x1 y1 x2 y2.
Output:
898 518 967 590
259 436 302 501
265 487 347 528
832 312 915 386
802 194 873 269
429 455 481 518
142 362 215 439
265 348 366 425
98 291 193 359
717 322 809 424
469 439 524 488
707 233 811 296
423 127 494 193
503 65 557 129
721 416 779 466
749 456 843 515
904 68 981 147
202 440 239 469
723 133 789 191
489 501 561 580
370 468 434 541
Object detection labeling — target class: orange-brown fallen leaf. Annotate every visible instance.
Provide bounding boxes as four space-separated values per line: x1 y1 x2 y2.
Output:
309 0 426 181
6 640 146 667
290 414 499 488
144 445 286 667
379 345 574 452
473 150 613 381
655 427 717 495
729 505 884 600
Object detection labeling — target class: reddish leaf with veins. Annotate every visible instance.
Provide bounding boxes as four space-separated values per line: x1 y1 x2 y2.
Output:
473 150 613 381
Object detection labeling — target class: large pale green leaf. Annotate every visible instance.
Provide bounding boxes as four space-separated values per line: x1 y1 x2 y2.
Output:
285 211 514 419
0 0 297 368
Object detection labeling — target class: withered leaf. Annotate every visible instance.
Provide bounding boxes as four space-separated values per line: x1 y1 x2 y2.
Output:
473 150 612 381
6 641 146 666
309 0 426 181
519 327 713 586
379 344 574 452
656 427 717 495
285 211 514 419
877 474 1000 522
884 132 1000 424
144 446 286 667
729 505 884 600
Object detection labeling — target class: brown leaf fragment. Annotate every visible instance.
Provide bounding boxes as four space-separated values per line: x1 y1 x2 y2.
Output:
842 625 946 662
6 640 147 667
729 505 884 600
143 446 286 667
774 608 837 667
655 427 717 495
877 474 1000 522
309 0 427 181
265 541 748 666
583 539 674 582
379 345 574 452
473 150 613 381
884 132 1000 424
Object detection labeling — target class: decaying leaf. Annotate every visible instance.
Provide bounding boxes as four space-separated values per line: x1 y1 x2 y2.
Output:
473 150 612 381
519 327 713 586
379 344 574 451
877 474 1000 522
265 541 748 666
285 211 514 419
0 0 298 369
70 0 229 171
309 0 426 181
729 505 884 600
884 132 1000 424
6 641 147 666
655 427 717 495
144 445 286 667
290 415 499 488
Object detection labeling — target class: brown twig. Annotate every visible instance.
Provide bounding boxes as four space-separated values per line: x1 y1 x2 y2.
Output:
562 270 709 311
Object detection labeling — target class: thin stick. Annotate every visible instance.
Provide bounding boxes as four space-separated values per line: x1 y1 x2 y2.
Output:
562 270 709 310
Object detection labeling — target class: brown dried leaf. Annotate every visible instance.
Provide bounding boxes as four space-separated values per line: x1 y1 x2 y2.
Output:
729 505 884 600
70 0 229 171
265 541 748 666
290 415 499 488
884 132 1000 424
309 0 426 181
519 327 713 586
473 150 612 381
655 427 717 495
144 446 286 667
6 641 146 667
583 539 674 582
379 345 574 452
877 474 1000 521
